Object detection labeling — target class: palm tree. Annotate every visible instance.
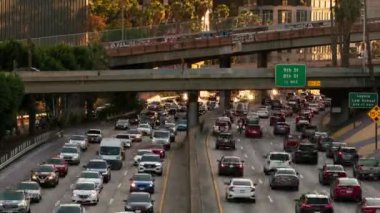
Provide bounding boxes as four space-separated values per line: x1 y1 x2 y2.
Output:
334 0 361 67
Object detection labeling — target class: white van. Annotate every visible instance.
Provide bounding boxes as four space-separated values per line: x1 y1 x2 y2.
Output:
98 138 125 170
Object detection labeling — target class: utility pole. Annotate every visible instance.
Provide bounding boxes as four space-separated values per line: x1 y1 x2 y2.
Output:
330 0 337 66
121 0 125 40
27 38 33 69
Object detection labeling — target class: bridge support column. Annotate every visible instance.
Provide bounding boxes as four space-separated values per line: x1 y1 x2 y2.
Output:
27 95 36 135
187 91 199 129
323 89 350 127
219 90 231 111
219 55 231 68
257 51 269 68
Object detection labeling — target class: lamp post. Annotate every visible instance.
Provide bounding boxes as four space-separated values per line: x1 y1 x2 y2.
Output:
121 0 125 40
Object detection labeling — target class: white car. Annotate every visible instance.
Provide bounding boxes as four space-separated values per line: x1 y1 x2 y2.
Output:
77 171 104 191
16 181 42 203
151 130 171 150
127 129 143 142
138 154 163 176
225 178 256 202
69 135 88 151
60 146 81 165
72 181 99 204
137 123 152 136
115 119 129 130
115 134 132 148
86 129 103 143
263 152 292 175
257 109 269 118
134 149 154 166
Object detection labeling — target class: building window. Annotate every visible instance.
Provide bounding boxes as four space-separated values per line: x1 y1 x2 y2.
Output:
278 10 292 24
297 10 308 22
262 10 273 24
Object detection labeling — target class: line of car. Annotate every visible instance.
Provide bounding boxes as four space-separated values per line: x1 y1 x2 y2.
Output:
210 91 380 212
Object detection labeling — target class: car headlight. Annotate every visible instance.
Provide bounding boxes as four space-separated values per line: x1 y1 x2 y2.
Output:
73 155 79 159
32 175 37 180
18 200 27 207
131 183 136 187
90 191 97 197
149 183 154 187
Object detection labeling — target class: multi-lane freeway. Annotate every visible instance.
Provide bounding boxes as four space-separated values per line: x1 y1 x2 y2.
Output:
0 121 187 213
203 105 380 213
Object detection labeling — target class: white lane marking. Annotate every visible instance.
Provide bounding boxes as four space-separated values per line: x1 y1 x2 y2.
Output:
268 195 273 203
299 174 304 179
240 146 244 150
244 154 248 158
118 183 122 188
258 179 263 184
124 171 128 176
109 198 114 205
251 166 255 170
55 200 60 206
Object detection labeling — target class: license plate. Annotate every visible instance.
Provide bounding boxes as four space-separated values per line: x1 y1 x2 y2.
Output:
346 189 353 193
40 180 45 183
229 165 233 168
136 210 141 213
139 188 144 190
240 190 245 193
333 174 338 177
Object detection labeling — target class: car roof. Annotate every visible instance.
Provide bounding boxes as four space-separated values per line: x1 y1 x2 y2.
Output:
88 129 101 131
59 203 81 208
89 159 107 163
305 193 329 198
19 181 38 184
341 146 356 150
75 180 96 185
142 153 160 158
81 170 99 174
231 178 252 183
129 192 150 196
276 167 295 172
269 151 289 155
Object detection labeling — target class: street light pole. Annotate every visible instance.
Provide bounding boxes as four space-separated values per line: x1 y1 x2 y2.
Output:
121 0 125 40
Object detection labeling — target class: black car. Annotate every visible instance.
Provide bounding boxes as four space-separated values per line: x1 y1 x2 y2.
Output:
215 132 236 150
295 120 310 132
353 157 380 180
31 164 59 187
333 146 359 165
292 143 318 164
326 142 347 158
124 192 154 213
217 156 244 177
273 122 290 135
0 191 31 213
301 125 318 139
310 132 329 144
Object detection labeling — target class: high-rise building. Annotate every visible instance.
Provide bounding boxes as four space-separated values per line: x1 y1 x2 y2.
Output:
0 0 88 41
213 0 246 16
311 0 332 21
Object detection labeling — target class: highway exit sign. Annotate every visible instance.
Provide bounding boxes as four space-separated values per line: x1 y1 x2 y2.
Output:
349 92 378 108
275 64 306 87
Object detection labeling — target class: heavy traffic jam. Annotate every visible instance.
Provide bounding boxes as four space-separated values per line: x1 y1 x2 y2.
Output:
0 90 379 213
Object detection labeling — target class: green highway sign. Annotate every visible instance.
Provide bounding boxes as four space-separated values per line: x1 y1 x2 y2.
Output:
275 64 306 87
349 92 378 108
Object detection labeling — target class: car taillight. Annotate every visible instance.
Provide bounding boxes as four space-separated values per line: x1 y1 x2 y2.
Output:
323 172 331 177
238 164 243 168
301 204 312 208
228 187 234 191
160 150 164 153
325 204 333 209
338 152 343 157
221 164 225 167
339 172 347 177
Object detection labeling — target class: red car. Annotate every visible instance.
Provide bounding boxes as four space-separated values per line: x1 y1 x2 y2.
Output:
331 177 362 202
357 197 380 213
318 164 347 185
245 124 262 138
283 134 302 152
45 158 68 177
149 144 166 158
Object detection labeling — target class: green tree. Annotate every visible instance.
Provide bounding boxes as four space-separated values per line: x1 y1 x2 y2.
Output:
194 0 211 30
0 40 28 71
334 0 361 67
144 0 166 26
235 9 261 28
90 0 121 24
215 4 230 21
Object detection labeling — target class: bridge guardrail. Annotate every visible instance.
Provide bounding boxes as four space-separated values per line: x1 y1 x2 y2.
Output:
0 131 60 171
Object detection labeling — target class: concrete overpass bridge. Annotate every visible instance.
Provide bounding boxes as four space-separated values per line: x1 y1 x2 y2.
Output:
105 21 380 68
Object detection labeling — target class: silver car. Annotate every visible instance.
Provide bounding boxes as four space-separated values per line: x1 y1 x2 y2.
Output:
77 171 104 191
68 135 88 151
269 167 299 190
71 181 99 205
16 181 42 203
0 191 30 213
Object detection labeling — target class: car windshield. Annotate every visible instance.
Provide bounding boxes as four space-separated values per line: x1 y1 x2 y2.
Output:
326 165 344 171
61 147 78 154
80 172 99 179
306 197 329 204
366 198 380 206
270 154 289 161
100 146 120 155
70 135 85 140
141 155 161 162
75 183 95 190
0 191 23 200
134 174 152 181
287 135 300 140
128 130 140 134
247 125 259 129
17 183 39 190
222 157 240 164
117 119 128 123
342 148 357 153
138 150 152 155
321 137 334 143
57 206 81 213
276 169 296 175
139 124 149 128
178 120 187 125
165 123 175 127
299 145 315 151
87 161 107 169
218 134 232 140
153 131 169 138
128 194 150 203
87 130 100 134
331 143 346 148
232 181 251 186
47 159 63 164
116 135 129 139
36 165 54 172
358 159 379 166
